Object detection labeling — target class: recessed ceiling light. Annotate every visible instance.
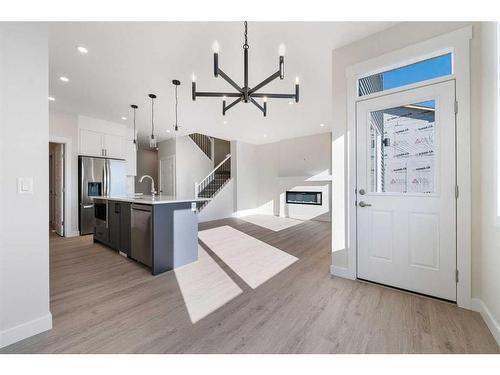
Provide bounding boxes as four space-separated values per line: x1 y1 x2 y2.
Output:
121 116 127 121
59 76 69 82
77 46 88 54
263 134 268 138
288 101 294 105
166 129 171 133
319 123 325 127
223 120 228 124
48 96 55 101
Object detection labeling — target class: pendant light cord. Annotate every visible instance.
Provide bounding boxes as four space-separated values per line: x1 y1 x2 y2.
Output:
133 107 136 142
243 21 248 49
151 97 154 137
175 85 178 128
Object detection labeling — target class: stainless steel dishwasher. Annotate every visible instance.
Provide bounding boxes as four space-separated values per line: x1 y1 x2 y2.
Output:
131 204 152 267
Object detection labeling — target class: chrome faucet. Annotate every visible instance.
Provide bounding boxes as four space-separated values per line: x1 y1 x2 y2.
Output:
139 175 157 197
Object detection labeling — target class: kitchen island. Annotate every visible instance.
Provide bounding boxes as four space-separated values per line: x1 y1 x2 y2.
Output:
92 195 209 275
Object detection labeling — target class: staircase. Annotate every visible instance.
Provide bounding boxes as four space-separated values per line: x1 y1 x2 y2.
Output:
189 133 212 159
195 154 231 211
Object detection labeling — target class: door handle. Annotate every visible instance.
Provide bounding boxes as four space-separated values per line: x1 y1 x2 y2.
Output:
358 201 372 207
82 204 94 209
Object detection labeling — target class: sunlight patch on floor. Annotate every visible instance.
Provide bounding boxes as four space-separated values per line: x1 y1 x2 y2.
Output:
239 214 303 231
198 225 298 289
174 245 243 324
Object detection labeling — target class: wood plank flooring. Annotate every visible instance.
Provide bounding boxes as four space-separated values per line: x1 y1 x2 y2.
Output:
1 218 498 353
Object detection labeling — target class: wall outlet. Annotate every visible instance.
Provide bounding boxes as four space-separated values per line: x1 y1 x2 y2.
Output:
17 177 34 195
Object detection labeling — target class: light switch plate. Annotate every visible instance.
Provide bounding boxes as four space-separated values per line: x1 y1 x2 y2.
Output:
17 177 34 194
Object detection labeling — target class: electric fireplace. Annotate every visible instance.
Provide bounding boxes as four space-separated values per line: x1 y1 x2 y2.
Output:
286 191 322 206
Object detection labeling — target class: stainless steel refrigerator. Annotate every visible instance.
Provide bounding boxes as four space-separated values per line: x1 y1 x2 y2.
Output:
79 156 127 235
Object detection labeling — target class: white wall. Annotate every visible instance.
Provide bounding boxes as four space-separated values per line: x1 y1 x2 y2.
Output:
49 110 79 236
158 138 176 159
232 140 259 216
175 136 213 199
0 23 52 348
230 134 331 221
198 179 235 222
474 22 500 343
256 134 331 221
78 115 130 137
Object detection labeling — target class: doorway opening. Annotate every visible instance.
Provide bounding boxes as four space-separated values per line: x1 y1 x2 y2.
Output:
49 142 65 237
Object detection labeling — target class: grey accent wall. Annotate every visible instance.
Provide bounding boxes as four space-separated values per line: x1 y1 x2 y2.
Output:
135 148 159 194
214 137 230 166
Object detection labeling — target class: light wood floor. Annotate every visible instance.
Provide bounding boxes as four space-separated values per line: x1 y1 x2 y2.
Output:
1 218 498 353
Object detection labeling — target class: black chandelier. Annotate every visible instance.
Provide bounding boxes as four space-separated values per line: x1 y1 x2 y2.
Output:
191 21 299 117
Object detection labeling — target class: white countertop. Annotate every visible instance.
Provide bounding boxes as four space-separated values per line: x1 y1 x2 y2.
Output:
92 195 210 205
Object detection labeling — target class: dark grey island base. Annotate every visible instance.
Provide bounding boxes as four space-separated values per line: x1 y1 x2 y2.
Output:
92 196 210 275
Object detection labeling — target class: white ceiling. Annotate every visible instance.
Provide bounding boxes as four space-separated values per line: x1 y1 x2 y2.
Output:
48 22 395 145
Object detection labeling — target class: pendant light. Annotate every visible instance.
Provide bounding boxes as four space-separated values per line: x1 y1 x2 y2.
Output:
172 79 181 132
148 94 158 149
130 104 138 151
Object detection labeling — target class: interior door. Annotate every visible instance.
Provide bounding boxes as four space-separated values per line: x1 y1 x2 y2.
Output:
53 143 65 236
159 156 175 196
356 80 456 301
49 153 54 228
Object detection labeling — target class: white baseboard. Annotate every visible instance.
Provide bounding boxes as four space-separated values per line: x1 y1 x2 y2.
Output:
233 208 261 218
0 312 52 349
471 298 500 346
330 264 356 280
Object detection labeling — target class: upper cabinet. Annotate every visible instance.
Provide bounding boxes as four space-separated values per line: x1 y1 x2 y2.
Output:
78 115 137 176
79 129 125 158
103 133 125 159
79 129 105 157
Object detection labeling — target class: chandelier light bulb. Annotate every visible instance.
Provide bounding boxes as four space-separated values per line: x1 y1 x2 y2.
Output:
295 76 300 85
223 95 227 101
192 73 197 82
212 40 220 54
263 96 268 103
278 43 286 56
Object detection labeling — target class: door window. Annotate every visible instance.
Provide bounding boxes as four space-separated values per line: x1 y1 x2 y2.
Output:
358 53 452 96
369 100 436 194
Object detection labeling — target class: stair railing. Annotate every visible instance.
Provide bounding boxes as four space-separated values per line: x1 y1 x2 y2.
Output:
195 154 231 198
189 133 213 160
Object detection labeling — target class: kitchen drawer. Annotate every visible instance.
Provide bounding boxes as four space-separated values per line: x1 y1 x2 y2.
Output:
94 224 109 244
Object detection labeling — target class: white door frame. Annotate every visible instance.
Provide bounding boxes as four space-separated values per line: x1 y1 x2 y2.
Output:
159 155 176 196
333 26 472 309
49 136 74 237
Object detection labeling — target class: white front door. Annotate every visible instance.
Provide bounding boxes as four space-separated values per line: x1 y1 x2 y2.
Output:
356 80 456 301
160 156 175 196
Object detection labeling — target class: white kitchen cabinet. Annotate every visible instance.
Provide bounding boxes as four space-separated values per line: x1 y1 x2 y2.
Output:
104 133 125 159
79 129 125 158
78 115 136 176
79 129 104 157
